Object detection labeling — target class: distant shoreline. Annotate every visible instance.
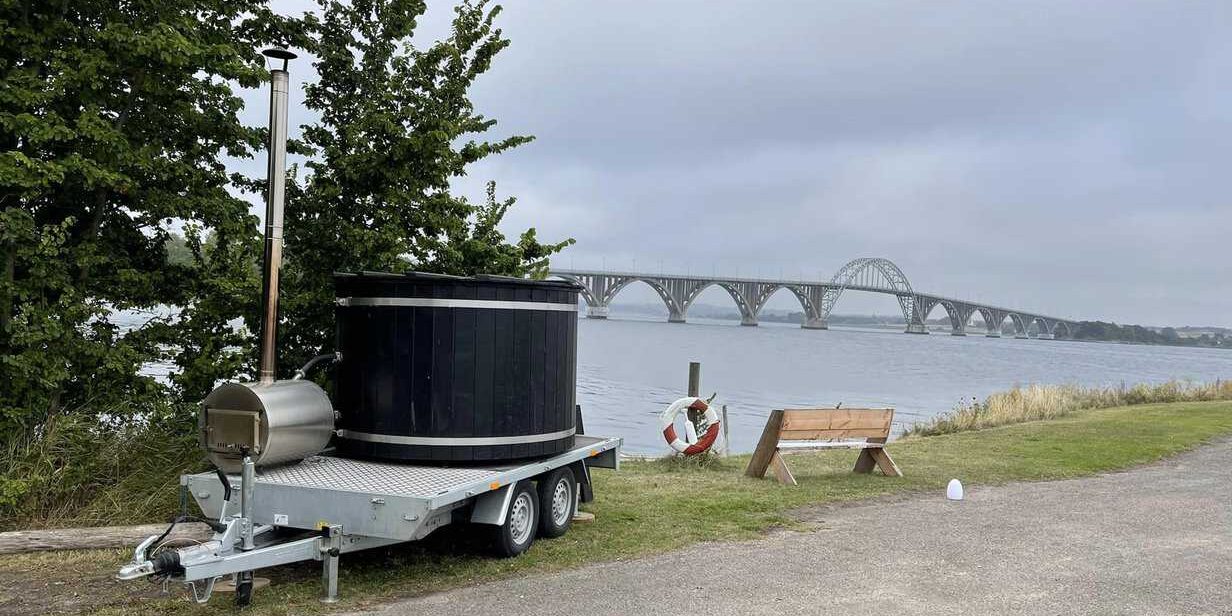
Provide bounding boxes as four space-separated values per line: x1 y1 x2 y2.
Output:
592 309 1230 351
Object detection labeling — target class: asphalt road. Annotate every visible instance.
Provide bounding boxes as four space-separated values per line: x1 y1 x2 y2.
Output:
356 440 1232 616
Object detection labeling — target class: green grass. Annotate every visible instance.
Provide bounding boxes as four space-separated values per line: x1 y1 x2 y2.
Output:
3 400 1231 616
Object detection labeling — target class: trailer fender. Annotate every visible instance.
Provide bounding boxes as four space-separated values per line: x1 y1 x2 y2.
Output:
470 484 516 526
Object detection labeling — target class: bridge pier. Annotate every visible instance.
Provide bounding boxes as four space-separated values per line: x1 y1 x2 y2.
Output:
586 305 609 319
740 315 759 327
1036 333 1054 340
905 322 929 334
802 317 827 330
985 331 1001 338
951 330 966 336
668 312 687 324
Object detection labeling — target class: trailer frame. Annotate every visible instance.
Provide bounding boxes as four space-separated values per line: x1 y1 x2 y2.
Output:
118 434 621 604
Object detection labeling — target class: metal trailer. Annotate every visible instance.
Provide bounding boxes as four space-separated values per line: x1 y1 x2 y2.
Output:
118 434 621 605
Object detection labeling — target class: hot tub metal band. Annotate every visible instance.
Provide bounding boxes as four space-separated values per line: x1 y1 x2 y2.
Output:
336 297 578 312
336 427 577 446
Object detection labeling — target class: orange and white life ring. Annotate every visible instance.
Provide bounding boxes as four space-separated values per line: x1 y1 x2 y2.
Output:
660 397 721 455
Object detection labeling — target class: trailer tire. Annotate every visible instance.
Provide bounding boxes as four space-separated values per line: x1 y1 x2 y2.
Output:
490 481 538 558
537 467 576 539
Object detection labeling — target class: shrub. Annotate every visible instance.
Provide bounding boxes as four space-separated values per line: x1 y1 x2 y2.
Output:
0 401 203 530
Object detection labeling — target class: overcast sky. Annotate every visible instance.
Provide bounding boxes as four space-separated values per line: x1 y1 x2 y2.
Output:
261 1 1232 326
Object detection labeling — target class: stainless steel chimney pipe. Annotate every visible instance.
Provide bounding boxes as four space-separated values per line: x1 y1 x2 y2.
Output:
258 48 296 384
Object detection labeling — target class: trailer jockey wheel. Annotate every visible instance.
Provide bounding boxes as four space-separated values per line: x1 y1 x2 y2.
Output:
235 571 253 606
537 467 576 539
491 481 538 558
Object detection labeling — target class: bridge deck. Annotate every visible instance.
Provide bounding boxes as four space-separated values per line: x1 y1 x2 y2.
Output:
550 262 1078 336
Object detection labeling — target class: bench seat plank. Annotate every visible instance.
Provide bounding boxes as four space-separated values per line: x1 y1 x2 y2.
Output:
779 427 893 440
777 440 882 450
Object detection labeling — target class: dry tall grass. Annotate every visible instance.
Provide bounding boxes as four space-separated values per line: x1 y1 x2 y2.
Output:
904 379 1232 437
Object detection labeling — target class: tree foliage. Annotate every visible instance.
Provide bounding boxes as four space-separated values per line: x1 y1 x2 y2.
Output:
275 0 571 373
1073 321 1229 349
0 0 570 450
0 0 302 438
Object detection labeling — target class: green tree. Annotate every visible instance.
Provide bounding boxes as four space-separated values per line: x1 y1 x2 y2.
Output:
0 0 301 437
275 0 572 373
0 0 569 523
0 0 569 440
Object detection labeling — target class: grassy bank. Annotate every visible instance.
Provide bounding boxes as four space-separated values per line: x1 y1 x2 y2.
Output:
2 399 1231 616
0 410 203 531
6 380 1228 531
904 379 1232 437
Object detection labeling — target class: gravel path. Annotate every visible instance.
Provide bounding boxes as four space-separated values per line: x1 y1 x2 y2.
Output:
355 439 1232 616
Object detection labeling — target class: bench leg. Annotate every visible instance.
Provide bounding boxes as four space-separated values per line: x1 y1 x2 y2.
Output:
853 436 885 474
870 448 902 477
745 410 785 480
769 451 797 486
853 449 877 474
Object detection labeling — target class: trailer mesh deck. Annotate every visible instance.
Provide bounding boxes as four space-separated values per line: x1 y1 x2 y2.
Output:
255 435 614 500
257 456 505 498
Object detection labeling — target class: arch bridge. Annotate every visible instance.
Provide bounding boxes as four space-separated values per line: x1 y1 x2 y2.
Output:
550 258 1079 339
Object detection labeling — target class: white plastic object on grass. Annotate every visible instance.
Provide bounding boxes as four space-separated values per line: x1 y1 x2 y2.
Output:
947 479 964 501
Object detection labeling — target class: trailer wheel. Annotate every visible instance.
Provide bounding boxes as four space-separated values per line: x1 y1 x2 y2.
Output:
491 481 538 557
537 467 576 538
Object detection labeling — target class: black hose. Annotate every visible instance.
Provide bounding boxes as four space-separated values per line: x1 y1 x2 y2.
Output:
293 353 339 380
215 467 231 502
148 513 229 557
144 474 231 561
148 518 179 556
185 515 227 533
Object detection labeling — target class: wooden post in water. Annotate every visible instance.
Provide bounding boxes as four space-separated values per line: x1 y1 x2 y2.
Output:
686 361 702 427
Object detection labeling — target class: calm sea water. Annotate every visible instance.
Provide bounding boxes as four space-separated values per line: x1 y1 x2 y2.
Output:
129 310 1232 456
575 316 1232 454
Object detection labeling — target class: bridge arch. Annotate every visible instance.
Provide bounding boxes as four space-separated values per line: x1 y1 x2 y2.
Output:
971 307 999 333
1028 316 1054 339
551 273 687 321
918 298 966 332
740 283 823 327
606 277 686 321
781 285 820 323
681 281 758 324
1006 313 1030 337
550 273 597 307
818 257 916 326
549 272 604 318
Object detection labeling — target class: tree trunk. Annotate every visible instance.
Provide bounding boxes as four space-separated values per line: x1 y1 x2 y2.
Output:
0 522 213 554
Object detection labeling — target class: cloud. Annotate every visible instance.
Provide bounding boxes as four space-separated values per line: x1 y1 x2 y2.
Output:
262 0 1232 326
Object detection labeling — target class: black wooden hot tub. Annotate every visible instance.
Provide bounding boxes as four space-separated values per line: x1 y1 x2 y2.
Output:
332 271 580 463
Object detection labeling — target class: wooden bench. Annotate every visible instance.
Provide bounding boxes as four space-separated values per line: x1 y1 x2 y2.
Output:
744 408 902 485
